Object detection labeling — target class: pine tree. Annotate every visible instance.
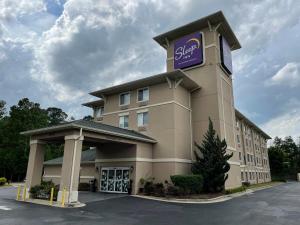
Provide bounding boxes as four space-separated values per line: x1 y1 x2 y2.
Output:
192 118 233 192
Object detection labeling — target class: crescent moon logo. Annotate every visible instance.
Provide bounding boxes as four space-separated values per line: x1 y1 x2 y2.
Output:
186 38 200 48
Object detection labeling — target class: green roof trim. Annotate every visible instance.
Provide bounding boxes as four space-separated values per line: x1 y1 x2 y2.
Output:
44 148 96 165
21 120 157 143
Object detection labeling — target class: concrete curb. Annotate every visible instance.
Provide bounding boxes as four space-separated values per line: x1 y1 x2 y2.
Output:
17 199 86 208
131 194 235 204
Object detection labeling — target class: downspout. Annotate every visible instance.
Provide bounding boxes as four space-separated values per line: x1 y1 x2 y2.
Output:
189 92 193 161
68 128 83 203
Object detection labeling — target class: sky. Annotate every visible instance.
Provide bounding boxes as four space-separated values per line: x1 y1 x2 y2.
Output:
0 0 300 141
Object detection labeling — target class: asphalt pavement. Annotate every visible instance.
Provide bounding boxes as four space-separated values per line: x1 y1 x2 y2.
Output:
0 182 300 225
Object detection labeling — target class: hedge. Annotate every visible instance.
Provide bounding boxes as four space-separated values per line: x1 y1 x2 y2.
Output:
0 177 7 186
170 175 203 194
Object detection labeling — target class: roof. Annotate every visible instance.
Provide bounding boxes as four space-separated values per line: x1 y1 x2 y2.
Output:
21 120 157 143
44 148 96 165
89 70 200 97
235 109 271 139
82 99 104 108
153 11 241 50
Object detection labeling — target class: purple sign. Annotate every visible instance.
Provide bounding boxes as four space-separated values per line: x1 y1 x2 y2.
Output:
174 32 203 69
219 36 232 75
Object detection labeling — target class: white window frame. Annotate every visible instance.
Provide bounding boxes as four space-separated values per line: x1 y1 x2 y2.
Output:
119 114 129 129
137 111 149 127
119 92 130 106
137 87 149 103
94 106 104 118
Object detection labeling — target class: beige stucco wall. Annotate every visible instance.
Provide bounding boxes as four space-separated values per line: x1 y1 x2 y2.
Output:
43 163 96 185
165 28 242 189
82 22 271 191
103 82 174 114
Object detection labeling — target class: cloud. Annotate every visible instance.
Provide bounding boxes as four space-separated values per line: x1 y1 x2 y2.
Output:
262 104 300 140
0 0 45 21
1 0 300 128
266 62 300 87
30 0 177 102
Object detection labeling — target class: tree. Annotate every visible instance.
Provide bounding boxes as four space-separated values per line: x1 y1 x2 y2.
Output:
192 118 233 192
46 107 68 125
0 100 6 119
0 98 68 181
268 136 300 180
83 115 93 121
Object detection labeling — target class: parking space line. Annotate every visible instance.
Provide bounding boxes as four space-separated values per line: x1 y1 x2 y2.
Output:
0 206 12 211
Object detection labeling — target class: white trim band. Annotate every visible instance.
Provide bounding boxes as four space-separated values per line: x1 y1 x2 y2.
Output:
102 100 191 116
30 140 46 145
228 161 240 166
227 146 236 151
95 157 192 163
64 135 84 141
43 175 95 179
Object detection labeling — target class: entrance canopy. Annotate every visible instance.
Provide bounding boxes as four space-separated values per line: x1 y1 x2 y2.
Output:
21 120 156 204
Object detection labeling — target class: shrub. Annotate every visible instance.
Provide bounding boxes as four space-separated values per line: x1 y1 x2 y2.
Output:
144 181 155 195
78 183 90 191
242 181 251 187
171 175 203 194
153 183 165 197
166 185 186 196
225 186 246 194
30 180 59 200
0 177 7 186
143 181 166 196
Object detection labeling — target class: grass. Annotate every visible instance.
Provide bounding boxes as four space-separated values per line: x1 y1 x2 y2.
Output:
225 181 282 195
247 181 282 189
225 186 247 194
0 183 12 188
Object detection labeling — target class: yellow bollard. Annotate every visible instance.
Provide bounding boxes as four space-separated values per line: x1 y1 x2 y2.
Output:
61 187 66 207
22 186 27 201
16 185 21 201
49 187 54 205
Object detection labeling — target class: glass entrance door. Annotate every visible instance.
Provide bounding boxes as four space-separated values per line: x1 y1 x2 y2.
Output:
100 167 130 193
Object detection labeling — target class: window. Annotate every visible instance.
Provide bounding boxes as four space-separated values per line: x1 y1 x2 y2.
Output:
239 152 242 160
245 139 248 146
120 92 130 106
236 134 240 143
137 88 149 102
94 106 104 118
119 115 129 129
137 111 148 127
241 172 244 181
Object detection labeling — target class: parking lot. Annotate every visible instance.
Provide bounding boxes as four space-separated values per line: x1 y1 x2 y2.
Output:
1 182 300 225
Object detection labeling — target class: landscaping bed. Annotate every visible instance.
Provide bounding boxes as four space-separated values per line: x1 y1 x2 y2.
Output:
29 181 59 201
138 177 282 201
